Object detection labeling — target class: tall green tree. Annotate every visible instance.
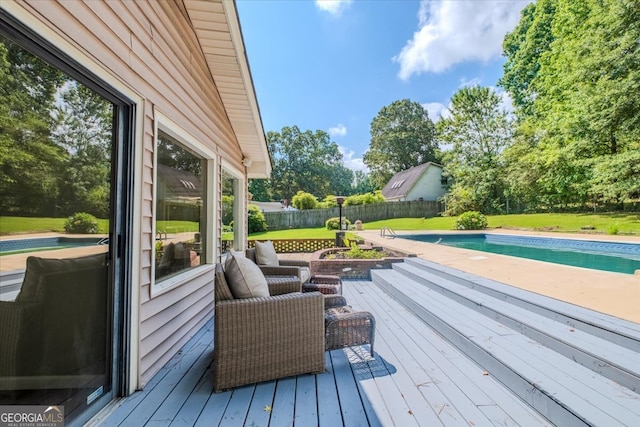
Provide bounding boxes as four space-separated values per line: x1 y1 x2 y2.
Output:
0 37 67 216
500 0 557 117
363 99 439 188
437 86 513 214
267 126 352 201
501 0 640 208
53 83 113 217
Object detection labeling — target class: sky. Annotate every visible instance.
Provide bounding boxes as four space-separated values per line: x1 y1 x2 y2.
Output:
235 0 532 172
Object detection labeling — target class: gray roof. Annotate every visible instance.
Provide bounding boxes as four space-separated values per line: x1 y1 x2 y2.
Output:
381 162 442 200
157 164 201 200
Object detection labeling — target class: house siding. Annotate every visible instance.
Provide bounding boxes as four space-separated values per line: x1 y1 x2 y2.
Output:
13 0 246 387
407 166 446 201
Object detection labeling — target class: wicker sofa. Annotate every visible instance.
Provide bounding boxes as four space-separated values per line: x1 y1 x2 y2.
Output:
213 263 325 392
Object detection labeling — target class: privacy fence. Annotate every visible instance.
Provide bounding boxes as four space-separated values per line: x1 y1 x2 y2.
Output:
262 200 443 231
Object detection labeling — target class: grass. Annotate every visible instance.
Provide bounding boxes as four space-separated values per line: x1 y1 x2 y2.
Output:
2 212 639 238
363 213 640 234
0 216 109 235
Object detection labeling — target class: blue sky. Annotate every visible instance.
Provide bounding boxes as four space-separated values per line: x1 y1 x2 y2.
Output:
236 0 531 172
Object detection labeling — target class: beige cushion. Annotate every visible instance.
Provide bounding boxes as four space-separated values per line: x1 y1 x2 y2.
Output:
224 252 269 298
300 266 311 284
254 240 279 266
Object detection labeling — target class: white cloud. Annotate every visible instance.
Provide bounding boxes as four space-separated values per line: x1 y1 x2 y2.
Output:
394 0 532 80
339 145 368 172
328 124 348 137
315 0 353 16
422 102 450 122
459 77 482 88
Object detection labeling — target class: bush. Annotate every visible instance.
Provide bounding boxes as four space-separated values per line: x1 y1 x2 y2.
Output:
248 204 268 234
291 191 318 210
344 191 385 206
325 216 351 230
606 224 620 235
456 211 488 230
64 212 100 234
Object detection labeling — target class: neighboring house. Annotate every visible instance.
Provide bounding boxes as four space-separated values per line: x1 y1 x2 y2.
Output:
0 1 269 425
382 162 446 202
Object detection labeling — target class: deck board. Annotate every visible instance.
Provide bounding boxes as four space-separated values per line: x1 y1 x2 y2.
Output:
95 280 553 427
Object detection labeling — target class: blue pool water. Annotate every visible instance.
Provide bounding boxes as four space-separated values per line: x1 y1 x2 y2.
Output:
401 233 640 275
0 237 102 255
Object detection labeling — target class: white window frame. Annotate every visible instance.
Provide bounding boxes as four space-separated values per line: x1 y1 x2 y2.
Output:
151 111 216 297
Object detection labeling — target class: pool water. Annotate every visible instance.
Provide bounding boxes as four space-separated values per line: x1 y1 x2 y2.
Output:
402 233 640 275
0 236 102 256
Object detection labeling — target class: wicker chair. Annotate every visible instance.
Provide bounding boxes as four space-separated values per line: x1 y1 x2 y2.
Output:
213 264 325 392
246 247 310 284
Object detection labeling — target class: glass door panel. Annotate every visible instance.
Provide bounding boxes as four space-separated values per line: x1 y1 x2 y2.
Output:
0 33 114 423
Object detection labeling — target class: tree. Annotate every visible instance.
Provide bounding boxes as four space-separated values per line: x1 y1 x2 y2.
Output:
267 126 351 201
500 0 640 208
291 191 318 210
352 170 376 194
0 36 67 216
364 99 439 188
248 178 272 202
500 0 556 117
437 86 513 214
53 83 113 217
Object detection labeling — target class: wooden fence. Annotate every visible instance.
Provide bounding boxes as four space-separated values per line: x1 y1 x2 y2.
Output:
262 200 442 230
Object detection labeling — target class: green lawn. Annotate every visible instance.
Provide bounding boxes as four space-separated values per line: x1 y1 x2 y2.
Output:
0 216 109 235
2 212 639 237
363 213 640 234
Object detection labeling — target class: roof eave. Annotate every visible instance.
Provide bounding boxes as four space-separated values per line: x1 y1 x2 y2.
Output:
184 0 271 179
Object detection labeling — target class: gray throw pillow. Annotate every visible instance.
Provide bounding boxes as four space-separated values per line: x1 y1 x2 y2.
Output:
224 252 269 299
254 240 279 266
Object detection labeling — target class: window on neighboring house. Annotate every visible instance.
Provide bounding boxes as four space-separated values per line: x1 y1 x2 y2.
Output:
155 131 207 282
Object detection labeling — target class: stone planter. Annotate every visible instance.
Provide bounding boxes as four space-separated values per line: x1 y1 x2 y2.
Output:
309 244 415 279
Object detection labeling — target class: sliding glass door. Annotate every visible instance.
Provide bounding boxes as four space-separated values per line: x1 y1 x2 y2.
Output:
0 15 133 424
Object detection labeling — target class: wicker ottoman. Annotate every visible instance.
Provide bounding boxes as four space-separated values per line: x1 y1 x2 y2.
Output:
325 305 375 356
303 274 343 295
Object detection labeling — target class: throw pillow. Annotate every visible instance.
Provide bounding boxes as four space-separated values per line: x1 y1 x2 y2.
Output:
224 252 269 298
255 240 279 266
16 252 107 303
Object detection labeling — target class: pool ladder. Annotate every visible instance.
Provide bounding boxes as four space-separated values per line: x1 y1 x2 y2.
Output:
380 227 397 238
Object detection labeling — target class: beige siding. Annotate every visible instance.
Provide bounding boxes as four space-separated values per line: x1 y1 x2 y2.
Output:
17 0 248 386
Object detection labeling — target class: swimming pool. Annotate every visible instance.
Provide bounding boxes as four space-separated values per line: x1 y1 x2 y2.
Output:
401 233 640 275
0 236 104 256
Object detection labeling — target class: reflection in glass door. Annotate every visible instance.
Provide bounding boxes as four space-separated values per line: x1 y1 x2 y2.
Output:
0 30 122 423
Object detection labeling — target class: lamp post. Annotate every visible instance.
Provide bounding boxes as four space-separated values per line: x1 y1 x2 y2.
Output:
335 196 345 247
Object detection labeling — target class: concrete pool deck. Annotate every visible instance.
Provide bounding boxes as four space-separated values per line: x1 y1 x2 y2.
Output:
356 229 640 324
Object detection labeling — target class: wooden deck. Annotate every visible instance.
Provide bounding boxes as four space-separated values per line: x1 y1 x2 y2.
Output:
93 278 551 427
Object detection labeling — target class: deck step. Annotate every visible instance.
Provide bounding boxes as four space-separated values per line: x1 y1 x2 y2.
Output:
403 257 640 353
371 265 640 427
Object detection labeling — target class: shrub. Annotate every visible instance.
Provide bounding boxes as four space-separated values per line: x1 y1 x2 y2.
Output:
325 216 351 230
64 212 100 234
456 211 488 230
606 224 620 235
344 191 385 206
248 204 268 234
291 191 318 210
